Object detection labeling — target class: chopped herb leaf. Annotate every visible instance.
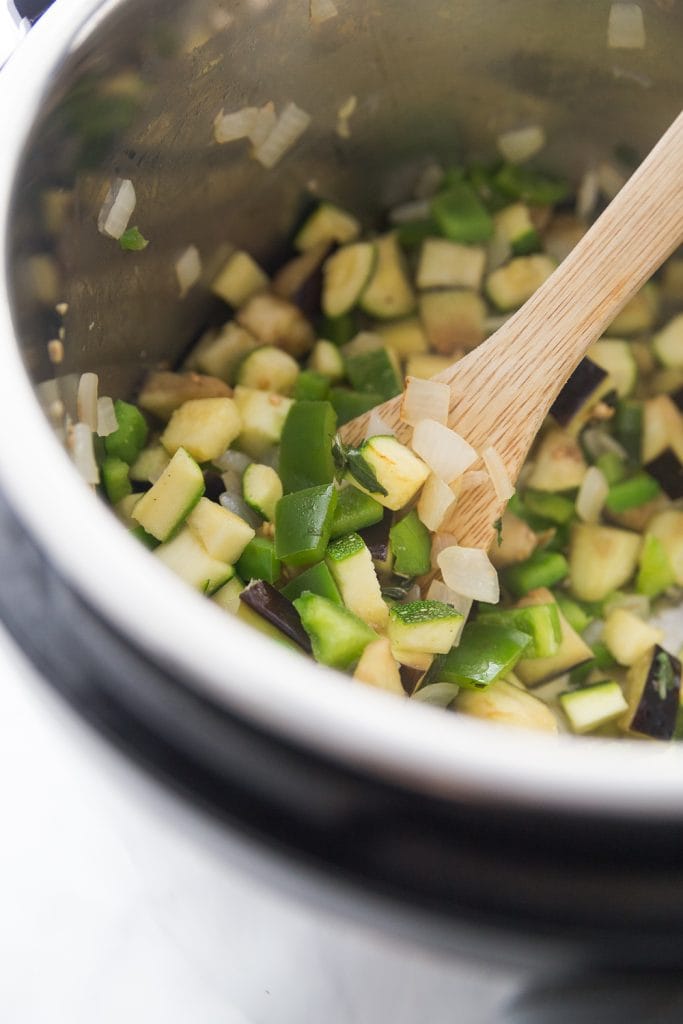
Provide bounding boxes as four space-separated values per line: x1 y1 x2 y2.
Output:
119 226 149 251
382 578 417 601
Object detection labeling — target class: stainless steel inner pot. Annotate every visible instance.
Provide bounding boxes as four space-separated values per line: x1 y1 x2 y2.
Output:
2 0 683 962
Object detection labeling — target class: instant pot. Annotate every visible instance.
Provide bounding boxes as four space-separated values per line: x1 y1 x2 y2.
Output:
1 1 683 1020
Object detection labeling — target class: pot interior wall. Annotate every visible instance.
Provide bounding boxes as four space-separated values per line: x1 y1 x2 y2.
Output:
7 0 683 411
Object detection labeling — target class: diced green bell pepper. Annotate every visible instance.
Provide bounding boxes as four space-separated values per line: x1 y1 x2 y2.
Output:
613 400 642 465
523 489 575 525
476 603 561 658
101 456 132 504
319 312 356 347
330 486 384 539
274 484 338 567
554 592 593 634
637 534 676 597
595 451 627 486
278 401 337 493
605 472 660 513
424 621 531 691
236 537 281 584
293 371 331 402
493 164 568 206
503 550 569 598
344 347 402 401
104 399 148 464
281 561 343 605
293 591 375 670
389 510 431 577
430 180 494 243
329 388 384 425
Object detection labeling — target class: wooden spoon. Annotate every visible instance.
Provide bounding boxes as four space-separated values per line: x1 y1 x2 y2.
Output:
340 110 683 550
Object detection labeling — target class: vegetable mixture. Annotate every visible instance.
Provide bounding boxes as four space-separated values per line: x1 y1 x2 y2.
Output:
84 156 683 741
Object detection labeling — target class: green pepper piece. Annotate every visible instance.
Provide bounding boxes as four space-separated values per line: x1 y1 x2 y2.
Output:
430 181 494 243
330 486 384 539
503 550 570 598
319 312 356 346
554 592 593 634
637 534 676 597
293 591 375 670
104 399 148 464
395 219 439 249
613 400 642 465
329 388 384 426
344 347 402 401
389 510 431 577
595 451 627 485
466 164 510 212
476 603 561 658
236 537 281 584
605 472 660 513
523 489 576 525
493 164 568 206
274 484 338 567
423 621 531 691
101 456 132 504
281 561 343 605
278 401 337 494
293 371 331 402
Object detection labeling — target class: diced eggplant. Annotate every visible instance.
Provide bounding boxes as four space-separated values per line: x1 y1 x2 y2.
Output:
294 202 360 252
376 317 429 357
602 607 664 667
549 358 612 435
416 238 486 290
239 580 312 652
455 678 558 733
405 353 454 379
513 588 593 687
493 203 539 256
322 241 377 317
360 233 415 319
526 429 587 492
588 340 637 398
488 510 538 569
236 346 300 395
138 371 233 422
642 395 683 463
621 645 681 740
359 509 392 562
486 254 555 312
272 240 329 314
211 250 269 307
653 314 683 369
186 322 260 384
644 448 683 500
353 637 405 696
398 663 424 695
237 292 315 357
419 289 486 353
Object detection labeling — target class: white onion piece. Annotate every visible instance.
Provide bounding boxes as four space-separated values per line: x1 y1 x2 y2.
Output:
70 422 100 485
97 178 136 240
389 199 431 225
411 420 477 483
248 102 277 147
253 102 311 169
431 531 459 569
219 489 261 529
581 427 627 460
403 584 422 603
496 125 546 165
213 106 259 143
417 473 457 531
336 95 357 139
96 395 118 437
576 465 609 523
414 162 445 199
364 409 395 440
597 160 626 200
482 445 515 501
425 578 473 620
437 546 500 604
214 449 251 474
76 372 99 432
607 2 646 49
175 245 201 297
576 168 600 221
461 470 490 492
310 0 338 23
401 377 450 427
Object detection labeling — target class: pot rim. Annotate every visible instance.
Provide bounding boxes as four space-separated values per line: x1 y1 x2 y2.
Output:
2 0 683 820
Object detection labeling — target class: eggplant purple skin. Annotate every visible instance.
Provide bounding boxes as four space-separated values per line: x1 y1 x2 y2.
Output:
644 449 683 500
550 357 609 428
359 510 392 561
399 663 424 695
239 580 312 653
630 645 682 741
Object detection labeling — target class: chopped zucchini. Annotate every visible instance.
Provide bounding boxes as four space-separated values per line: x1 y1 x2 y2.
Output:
493 203 539 256
653 314 683 369
272 240 328 309
514 588 593 687
235 346 300 395
326 532 388 629
233 386 293 458
294 202 360 252
486 254 555 312
130 444 170 484
211 250 269 307
344 345 402 401
356 435 430 511
322 242 376 317
559 681 627 734
602 607 664 667
308 340 345 381
187 496 255 563
236 292 315 357
293 591 375 670
620 645 681 740
155 526 233 594
404 353 454 379
360 233 415 319
161 397 242 463
212 576 244 614
646 510 683 584
353 637 404 696
242 463 283 521
568 523 641 602
132 447 204 542
457 678 558 733
387 600 464 655
588 339 637 398
549 358 612 435
376 317 429 357
526 429 587 492
419 289 486 353
188 322 259 384
137 371 232 422
605 283 658 336
636 533 676 597
416 238 486 290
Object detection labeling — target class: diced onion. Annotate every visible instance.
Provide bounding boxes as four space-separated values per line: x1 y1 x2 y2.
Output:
437 546 500 604
401 377 450 427
336 95 357 139
482 445 515 501
411 419 477 483
70 422 100 485
389 199 431 225
404 584 422 603
496 125 546 165
364 409 395 440
213 106 259 143
597 160 627 200
76 372 99 432
607 2 646 49
581 427 627 460
310 0 338 23
248 102 277 147
576 168 600 221
175 244 202 297
214 449 251 474
431 531 459 569
97 178 136 240
417 473 457 531
425 578 473 620
461 470 490 492
576 465 609 523
219 489 261 529
253 102 311 169
96 395 118 437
